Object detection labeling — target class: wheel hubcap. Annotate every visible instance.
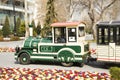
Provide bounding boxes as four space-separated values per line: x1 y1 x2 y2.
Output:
23 58 27 61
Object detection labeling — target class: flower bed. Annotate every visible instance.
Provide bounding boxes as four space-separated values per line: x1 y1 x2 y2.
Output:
0 67 111 80
0 47 15 52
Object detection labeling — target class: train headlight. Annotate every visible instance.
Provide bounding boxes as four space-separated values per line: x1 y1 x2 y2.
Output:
33 49 37 52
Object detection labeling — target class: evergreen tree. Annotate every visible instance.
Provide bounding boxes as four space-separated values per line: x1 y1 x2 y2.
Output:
31 20 37 36
0 30 2 36
16 17 21 36
42 0 57 37
36 22 41 35
2 16 11 37
19 21 25 37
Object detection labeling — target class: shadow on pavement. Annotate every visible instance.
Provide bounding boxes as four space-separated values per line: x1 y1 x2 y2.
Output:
31 60 61 66
14 60 62 66
14 60 120 69
14 60 84 67
86 61 120 69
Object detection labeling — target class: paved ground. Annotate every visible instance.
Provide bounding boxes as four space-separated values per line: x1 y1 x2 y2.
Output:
0 40 110 74
0 52 109 74
0 40 24 48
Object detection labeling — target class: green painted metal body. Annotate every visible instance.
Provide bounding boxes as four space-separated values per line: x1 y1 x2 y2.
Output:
15 36 89 63
40 45 81 53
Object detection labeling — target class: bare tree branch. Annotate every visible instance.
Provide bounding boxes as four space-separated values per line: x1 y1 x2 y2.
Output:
103 0 117 11
77 0 117 39
96 0 117 21
78 0 89 8
70 2 78 18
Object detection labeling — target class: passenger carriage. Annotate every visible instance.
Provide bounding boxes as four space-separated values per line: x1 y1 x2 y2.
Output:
89 20 120 63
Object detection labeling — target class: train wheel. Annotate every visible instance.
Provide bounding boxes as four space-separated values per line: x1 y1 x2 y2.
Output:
19 53 30 65
79 62 84 67
61 62 73 67
84 56 90 64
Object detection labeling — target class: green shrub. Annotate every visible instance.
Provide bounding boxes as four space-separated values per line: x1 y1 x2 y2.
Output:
0 36 3 41
16 17 21 36
110 67 120 80
2 16 11 37
18 21 25 37
0 30 3 36
10 36 20 41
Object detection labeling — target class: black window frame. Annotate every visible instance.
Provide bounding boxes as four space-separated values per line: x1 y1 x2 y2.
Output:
97 25 120 45
54 27 66 43
78 27 85 37
68 28 77 42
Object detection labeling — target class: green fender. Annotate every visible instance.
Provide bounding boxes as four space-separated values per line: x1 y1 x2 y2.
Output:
17 50 31 58
57 48 75 62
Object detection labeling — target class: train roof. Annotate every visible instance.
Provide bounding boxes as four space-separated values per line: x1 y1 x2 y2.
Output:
97 20 120 26
51 21 85 27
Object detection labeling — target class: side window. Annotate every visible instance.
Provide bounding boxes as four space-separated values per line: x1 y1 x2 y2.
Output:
116 27 120 45
54 27 66 43
78 27 85 37
97 27 109 45
109 27 117 43
68 28 77 42
110 27 120 45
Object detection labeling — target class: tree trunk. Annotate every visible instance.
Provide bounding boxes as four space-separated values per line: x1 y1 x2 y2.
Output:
92 23 97 40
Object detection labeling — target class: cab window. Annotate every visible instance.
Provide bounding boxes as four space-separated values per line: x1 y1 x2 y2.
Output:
68 28 77 42
54 27 66 43
78 27 85 37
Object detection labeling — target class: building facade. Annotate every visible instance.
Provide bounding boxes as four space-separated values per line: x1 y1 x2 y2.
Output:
0 0 34 29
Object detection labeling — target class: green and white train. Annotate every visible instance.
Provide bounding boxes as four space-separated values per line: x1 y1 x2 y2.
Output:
15 22 89 67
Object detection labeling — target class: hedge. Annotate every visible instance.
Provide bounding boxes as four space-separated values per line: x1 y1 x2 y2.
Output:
110 67 120 80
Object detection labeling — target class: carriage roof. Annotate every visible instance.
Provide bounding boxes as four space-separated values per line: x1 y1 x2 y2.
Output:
97 20 120 27
51 21 86 27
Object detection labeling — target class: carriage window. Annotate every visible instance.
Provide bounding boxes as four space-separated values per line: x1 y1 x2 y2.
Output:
112 27 120 45
116 27 120 45
68 28 77 42
78 27 85 37
97 26 120 45
97 27 109 45
54 27 66 43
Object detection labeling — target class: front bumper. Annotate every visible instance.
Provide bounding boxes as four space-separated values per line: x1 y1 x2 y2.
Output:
14 53 18 61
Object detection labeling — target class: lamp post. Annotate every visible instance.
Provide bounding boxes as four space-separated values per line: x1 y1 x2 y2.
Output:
13 0 16 36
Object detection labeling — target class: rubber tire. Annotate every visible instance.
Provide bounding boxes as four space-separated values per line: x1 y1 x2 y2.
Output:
79 63 84 67
19 53 30 65
84 56 90 64
61 62 73 67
